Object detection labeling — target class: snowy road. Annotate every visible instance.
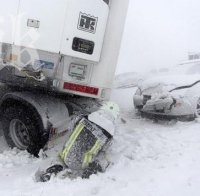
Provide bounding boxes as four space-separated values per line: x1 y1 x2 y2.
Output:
0 87 200 196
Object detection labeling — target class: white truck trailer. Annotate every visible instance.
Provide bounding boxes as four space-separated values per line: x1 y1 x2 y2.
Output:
0 0 129 154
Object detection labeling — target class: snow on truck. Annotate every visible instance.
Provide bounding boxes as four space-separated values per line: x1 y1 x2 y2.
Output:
0 0 129 154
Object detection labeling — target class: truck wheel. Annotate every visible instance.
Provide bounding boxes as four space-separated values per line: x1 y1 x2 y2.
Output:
2 106 42 155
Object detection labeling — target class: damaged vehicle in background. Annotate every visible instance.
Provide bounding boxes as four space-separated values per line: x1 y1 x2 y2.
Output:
133 61 200 121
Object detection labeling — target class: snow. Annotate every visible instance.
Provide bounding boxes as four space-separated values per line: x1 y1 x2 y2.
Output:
1 81 200 196
114 72 144 89
139 74 200 93
136 62 200 93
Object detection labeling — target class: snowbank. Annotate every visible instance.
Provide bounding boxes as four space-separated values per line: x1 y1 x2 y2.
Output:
0 87 200 196
114 72 144 89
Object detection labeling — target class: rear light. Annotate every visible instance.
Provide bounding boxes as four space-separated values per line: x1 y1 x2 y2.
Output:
63 82 99 95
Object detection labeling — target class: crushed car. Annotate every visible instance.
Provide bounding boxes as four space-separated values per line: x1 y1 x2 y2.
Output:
133 64 200 121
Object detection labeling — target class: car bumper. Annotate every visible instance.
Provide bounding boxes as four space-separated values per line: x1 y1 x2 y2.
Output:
134 94 196 121
140 111 195 121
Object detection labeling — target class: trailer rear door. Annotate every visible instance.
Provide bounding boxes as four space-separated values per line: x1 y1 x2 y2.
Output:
15 0 67 53
60 0 109 62
0 0 19 44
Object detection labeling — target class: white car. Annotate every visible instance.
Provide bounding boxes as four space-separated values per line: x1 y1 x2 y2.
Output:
133 63 200 121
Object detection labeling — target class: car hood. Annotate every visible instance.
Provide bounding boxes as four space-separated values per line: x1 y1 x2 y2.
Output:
139 74 200 94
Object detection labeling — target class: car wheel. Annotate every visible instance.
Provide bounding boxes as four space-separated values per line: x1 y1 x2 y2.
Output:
2 106 44 156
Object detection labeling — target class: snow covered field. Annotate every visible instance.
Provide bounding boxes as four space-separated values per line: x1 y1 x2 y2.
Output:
1 86 200 196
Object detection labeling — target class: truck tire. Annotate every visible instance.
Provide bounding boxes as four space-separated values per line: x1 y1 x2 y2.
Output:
1 106 44 157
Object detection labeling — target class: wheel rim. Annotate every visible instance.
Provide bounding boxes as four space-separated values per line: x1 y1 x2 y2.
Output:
9 119 30 150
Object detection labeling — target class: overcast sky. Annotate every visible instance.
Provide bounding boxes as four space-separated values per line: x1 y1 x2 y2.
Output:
116 0 200 74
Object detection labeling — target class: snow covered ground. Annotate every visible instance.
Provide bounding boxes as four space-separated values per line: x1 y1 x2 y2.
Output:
1 86 200 196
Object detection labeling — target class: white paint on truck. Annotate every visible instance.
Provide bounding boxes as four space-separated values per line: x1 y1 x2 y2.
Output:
0 0 129 100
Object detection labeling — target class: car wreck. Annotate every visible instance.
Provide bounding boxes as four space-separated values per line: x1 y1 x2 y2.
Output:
134 70 200 121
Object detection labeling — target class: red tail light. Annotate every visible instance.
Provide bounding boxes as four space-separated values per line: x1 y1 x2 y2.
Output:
63 82 99 95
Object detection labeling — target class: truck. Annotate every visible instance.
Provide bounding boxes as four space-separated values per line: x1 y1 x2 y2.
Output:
0 0 129 155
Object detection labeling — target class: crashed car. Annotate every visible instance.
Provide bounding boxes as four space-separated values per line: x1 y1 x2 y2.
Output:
133 64 200 121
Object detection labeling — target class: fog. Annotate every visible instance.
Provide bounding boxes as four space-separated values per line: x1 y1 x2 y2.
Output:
117 0 200 74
